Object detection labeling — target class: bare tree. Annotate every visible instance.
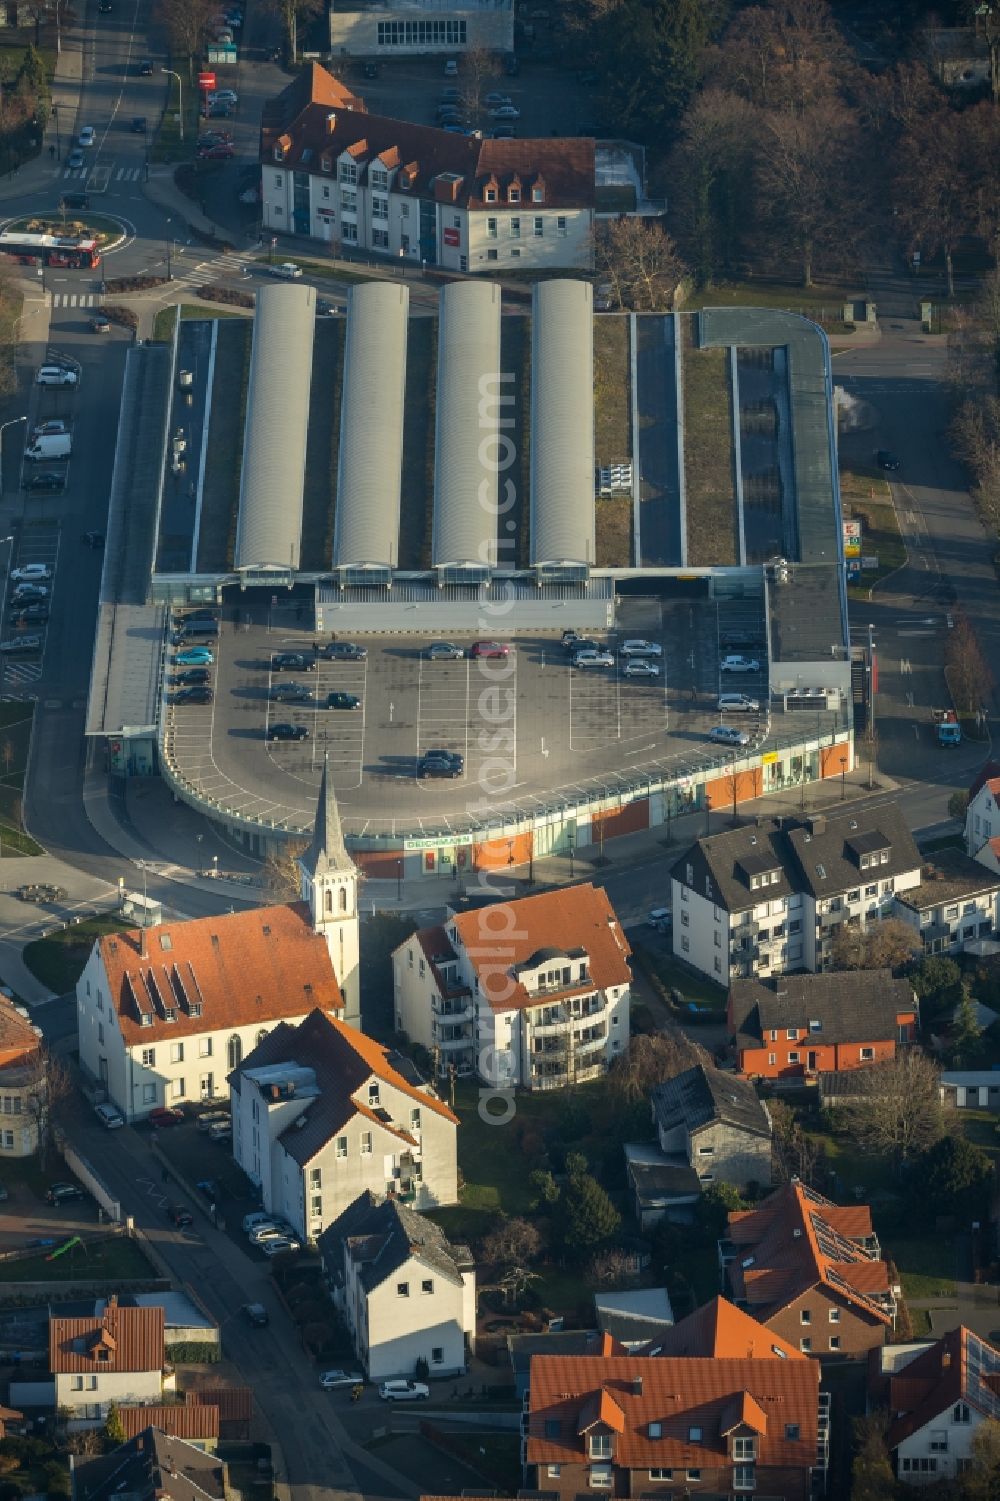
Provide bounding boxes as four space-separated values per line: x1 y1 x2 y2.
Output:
895 106 978 299
669 87 758 287
153 0 217 77
261 0 324 62
946 611 995 717
768 1098 820 1184
607 1030 706 1104
480 1216 543 1305
842 1050 944 1163
459 46 500 120
27 1048 73 1170
593 219 687 310
262 840 307 901
587 1246 636 1288
756 97 863 287
830 917 921 972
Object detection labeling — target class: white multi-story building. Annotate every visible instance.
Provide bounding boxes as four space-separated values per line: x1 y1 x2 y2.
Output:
670 806 922 986
392 883 632 1091
965 765 1000 870
0 999 45 1158
229 1009 459 1242
319 1191 475 1381
887 1327 1000 1486
260 64 595 273
50 1298 169 1426
329 0 513 57
75 765 358 1122
894 847 1000 956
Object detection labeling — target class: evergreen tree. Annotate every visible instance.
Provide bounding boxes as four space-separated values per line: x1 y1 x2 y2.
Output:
562 1164 620 1256
104 1401 125 1447
950 981 984 1067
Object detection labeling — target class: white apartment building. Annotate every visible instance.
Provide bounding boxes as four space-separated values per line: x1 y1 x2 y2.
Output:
894 847 1000 956
0 999 44 1158
965 767 1000 871
888 1328 1000 1486
329 0 513 57
320 1191 475 1382
670 807 922 986
49 1299 169 1427
229 1009 458 1242
260 64 594 273
75 765 359 1122
393 884 632 1091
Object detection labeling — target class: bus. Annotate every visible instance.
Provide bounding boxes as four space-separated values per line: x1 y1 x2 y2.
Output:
0 230 101 268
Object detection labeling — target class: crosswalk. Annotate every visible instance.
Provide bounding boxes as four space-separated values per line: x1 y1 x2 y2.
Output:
181 253 246 287
62 163 144 182
51 293 98 308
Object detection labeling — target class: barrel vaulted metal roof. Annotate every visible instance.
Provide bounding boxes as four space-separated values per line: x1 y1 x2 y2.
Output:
432 282 502 571
234 283 316 571
529 280 595 568
333 282 409 569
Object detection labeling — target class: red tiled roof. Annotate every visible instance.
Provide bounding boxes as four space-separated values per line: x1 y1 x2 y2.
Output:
0 999 40 1064
50 1298 164 1374
968 763 1000 801
98 902 343 1046
186 1386 253 1435
445 883 631 1014
886 1327 1000 1449
259 66 594 211
527 1354 820 1469
118 1405 219 1441
726 1181 892 1327
652 1296 806 1361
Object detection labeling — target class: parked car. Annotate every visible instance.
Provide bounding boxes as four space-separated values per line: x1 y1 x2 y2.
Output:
719 628 762 649
17 883 66 902
362 60 378 78
174 686 213 705
33 421 68 438
67 150 85 170
47 1182 84 1205
91 315 111 332
622 659 660 678
709 725 751 747
492 124 516 139
148 1106 185 1128
268 722 309 741
270 262 302 279
320 1369 365 1390
261 1236 300 1257
166 1204 194 1227
718 692 760 713
209 89 239 106
720 654 760 674
565 636 598 655
12 586 48 604
11 564 52 584
425 641 464 660
197 1110 230 1133
489 104 520 119
242 1211 274 1233
422 748 463 768
139 59 154 74
444 58 458 75
207 1121 232 1141
241 1302 269 1327
469 641 510 659
322 641 367 660
573 649 614 668
270 682 311 703
24 472 65 492
175 647 214 665
94 1102 124 1129
78 126 96 147
271 652 314 672
198 143 234 160
197 1179 221 1202
619 638 662 657
36 365 78 386
323 692 361 710
130 117 147 134
173 669 211 686
417 755 461 779
379 1380 430 1402
875 449 900 471
10 608 48 626
485 92 511 107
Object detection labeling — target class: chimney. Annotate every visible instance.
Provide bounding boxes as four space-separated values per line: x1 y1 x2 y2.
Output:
808 815 827 837
326 111 337 134
631 1374 643 1396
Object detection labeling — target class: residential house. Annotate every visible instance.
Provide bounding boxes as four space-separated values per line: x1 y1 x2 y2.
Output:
319 1190 474 1381
260 64 595 273
70 1427 229 1501
670 806 922 984
50 1297 168 1426
720 1180 895 1358
117 1405 220 1451
593 1289 674 1351
924 27 993 89
728 970 918 1081
0 997 44 1157
893 849 1000 955
650 1062 773 1190
965 765 1000 867
624 1144 702 1231
508 1331 623 1402
885 1326 1000 1485
650 1294 807 1362
76 763 359 1122
524 1349 826 1499
393 883 631 1091
229 1008 458 1242
328 0 513 56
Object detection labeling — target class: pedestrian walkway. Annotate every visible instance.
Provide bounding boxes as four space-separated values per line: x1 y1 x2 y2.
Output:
180 252 247 287
49 292 98 308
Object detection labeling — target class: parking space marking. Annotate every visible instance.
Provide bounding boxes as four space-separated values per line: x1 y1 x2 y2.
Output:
416 656 471 777
2 526 60 686
569 663 620 751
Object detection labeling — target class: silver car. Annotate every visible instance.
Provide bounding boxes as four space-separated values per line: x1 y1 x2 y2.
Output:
426 642 464 660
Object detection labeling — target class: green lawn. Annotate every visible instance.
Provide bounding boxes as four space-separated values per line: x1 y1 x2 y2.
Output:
631 939 727 1009
22 915 126 993
198 319 252 570
152 303 244 341
0 1233 155 1282
841 469 906 596
887 1236 958 1301
684 280 853 331
594 314 630 468
0 701 42 855
681 317 738 566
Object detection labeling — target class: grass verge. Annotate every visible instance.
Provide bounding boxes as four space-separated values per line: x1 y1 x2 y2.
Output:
631 938 727 1009
22 915 126 993
197 319 251 571
301 319 344 571
596 494 632 566
681 317 738 565
0 1233 156 1282
684 280 853 331
398 319 436 570
594 315 630 467
152 304 244 341
498 315 530 570
0 702 41 855
841 468 906 595
889 1236 958 1301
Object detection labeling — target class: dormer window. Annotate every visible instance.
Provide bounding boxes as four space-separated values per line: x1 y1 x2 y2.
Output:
532 185 544 203
589 1434 611 1459
508 185 520 203
485 187 497 203
274 145 284 162
321 156 331 173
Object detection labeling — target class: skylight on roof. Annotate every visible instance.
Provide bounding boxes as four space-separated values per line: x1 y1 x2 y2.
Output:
816 863 826 879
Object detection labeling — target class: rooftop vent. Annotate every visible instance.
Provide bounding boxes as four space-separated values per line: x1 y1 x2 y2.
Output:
631 1375 643 1396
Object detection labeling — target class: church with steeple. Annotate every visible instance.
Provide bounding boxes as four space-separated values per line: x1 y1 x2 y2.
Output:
298 755 360 1028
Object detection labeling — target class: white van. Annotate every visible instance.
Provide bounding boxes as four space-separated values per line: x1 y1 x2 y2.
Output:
35 365 78 387
25 432 71 461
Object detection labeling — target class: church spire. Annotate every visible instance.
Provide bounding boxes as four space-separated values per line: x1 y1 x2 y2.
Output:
300 754 351 881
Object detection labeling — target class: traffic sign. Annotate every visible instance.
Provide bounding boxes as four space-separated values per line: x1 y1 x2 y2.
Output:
198 72 217 90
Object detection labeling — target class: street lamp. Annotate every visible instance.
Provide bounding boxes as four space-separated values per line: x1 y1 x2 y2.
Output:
0 416 27 499
162 69 184 142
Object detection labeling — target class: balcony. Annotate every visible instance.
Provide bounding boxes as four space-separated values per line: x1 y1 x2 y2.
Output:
432 999 474 1022
575 1030 608 1056
529 995 604 1029
438 1028 473 1051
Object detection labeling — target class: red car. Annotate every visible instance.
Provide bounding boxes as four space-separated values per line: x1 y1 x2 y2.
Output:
198 143 234 160
469 641 511 659
149 1107 185 1128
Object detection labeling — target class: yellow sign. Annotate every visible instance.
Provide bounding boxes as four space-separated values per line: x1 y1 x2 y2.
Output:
762 751 779 764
